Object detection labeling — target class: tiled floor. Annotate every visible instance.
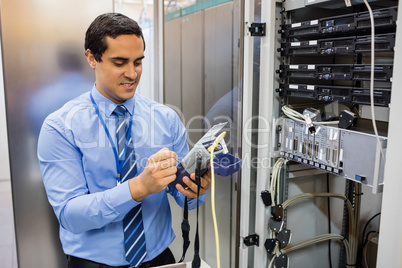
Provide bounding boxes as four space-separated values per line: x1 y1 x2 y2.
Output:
0 179 18 268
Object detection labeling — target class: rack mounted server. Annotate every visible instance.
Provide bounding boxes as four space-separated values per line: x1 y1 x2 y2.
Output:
277 64 393 81
280 6 397 38
278 33 395 56
277 84 391 107
275 117 387 187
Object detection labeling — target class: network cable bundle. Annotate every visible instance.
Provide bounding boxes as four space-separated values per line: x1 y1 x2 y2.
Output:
262 167 361 268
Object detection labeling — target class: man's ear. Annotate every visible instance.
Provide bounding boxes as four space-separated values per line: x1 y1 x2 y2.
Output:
85 49 96 69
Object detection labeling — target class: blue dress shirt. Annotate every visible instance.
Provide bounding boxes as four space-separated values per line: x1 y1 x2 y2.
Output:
38 85 205 266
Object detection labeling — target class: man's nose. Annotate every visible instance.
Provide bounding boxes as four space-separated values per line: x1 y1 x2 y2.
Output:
124 64 137 79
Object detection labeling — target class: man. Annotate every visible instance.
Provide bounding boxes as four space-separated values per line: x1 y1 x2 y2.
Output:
38 13 211 268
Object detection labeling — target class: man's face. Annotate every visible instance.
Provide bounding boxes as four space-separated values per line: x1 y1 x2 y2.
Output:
86 34 145 104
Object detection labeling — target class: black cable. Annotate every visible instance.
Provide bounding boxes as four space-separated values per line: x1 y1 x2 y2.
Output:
326 173 333 268
358 212 381 268
192 153 202 268
361 213 381 246
179 197 190 262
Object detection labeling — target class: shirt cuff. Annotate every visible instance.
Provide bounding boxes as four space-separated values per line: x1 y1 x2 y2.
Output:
187 192 206 210
105 180 139 216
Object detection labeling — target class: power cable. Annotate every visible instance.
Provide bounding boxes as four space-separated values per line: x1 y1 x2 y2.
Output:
362 0 386 161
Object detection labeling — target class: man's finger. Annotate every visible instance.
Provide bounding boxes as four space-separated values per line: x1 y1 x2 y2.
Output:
155 148 178 162
151 158 177 171
176 183 198 199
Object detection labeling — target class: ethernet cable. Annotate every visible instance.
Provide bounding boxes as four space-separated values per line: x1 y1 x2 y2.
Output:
267 192 358 267
282 192 357 247
268 233 353 268
270 157 287 206
267 162 358 267
268 158 287 239
207 131 227 268
281 234 352 265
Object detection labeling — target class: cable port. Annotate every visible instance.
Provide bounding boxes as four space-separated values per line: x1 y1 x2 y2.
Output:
302 139 307 155
308 140 313 158
332 146 338 165
314 142 319 159
294 136 298 153
326 146 331 163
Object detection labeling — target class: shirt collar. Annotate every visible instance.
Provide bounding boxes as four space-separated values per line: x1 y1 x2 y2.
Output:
91 84 135 117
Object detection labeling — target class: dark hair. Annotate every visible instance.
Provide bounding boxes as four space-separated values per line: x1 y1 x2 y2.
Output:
85 13 145 62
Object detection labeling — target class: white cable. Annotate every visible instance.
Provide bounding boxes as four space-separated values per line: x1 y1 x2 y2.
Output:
282 105 339 125
208 132 226 268
268 255 276 268
281 192 356 264
363 232 379 268
270 161 278 205
363 0 386 161
267 190 359 266
281 234 352 264
270 158 286 205
267 158 286 266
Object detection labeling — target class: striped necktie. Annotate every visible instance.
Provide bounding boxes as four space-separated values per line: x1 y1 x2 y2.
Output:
113 105 147 267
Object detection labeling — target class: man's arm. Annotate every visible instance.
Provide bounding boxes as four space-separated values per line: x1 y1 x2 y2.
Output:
38 119 135 234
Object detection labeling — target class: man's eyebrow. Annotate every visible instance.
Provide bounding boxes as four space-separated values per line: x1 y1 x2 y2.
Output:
109 56 145 61
110 57 128 61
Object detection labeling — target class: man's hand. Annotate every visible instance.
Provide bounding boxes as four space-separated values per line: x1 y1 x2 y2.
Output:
128 148 177 202
175 169 212 199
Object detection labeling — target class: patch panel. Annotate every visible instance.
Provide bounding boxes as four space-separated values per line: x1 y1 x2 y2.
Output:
276 117 387 187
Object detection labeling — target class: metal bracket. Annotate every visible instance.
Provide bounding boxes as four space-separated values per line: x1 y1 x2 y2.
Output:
248 22 266 36
244 234 260 247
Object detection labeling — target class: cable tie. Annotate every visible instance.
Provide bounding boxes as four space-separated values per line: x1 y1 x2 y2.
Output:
354 193 364 196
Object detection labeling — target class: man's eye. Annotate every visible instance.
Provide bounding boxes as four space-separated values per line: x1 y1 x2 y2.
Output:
135 61 142 66
114 62 125 67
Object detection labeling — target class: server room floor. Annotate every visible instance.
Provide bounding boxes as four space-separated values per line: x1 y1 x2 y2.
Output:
0 179 17 268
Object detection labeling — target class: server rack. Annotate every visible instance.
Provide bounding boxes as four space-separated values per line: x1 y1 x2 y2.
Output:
240 0 402 267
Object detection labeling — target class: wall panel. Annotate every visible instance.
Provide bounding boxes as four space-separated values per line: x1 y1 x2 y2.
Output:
164 19 182 112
